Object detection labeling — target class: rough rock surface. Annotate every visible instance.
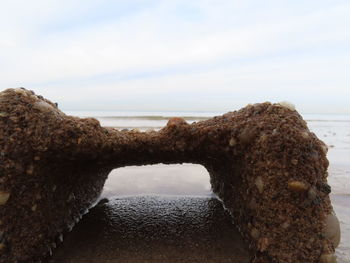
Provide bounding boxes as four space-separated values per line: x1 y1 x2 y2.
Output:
0 88 339 262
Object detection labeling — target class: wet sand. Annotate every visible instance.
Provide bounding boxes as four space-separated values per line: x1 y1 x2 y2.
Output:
51 196 253 263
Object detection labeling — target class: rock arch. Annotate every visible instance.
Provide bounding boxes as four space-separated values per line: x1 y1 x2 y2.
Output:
0 89 339 262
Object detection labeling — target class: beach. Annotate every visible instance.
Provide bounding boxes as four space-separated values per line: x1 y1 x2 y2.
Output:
51 111 350 263
52 196 253 263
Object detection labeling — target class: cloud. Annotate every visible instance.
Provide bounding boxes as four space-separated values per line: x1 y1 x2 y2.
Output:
0 0 349 112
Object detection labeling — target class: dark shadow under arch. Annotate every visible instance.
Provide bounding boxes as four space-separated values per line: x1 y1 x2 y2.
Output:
51 195 253 263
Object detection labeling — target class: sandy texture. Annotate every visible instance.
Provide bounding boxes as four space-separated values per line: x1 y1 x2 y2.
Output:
52 196 253 263
0 88 339 262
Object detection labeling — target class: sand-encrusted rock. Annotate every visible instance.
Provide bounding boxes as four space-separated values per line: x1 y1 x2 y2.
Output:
0 88 339 262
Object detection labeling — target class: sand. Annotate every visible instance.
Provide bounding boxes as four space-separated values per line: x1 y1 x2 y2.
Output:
51 196 253 263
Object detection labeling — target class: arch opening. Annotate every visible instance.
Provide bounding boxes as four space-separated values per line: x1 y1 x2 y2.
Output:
51 163 253 263
102 163 212 197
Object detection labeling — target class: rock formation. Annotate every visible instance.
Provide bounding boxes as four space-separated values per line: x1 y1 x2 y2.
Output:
0 88 340 262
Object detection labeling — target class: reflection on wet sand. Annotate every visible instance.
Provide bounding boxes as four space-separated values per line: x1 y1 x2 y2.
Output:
52 196 253 263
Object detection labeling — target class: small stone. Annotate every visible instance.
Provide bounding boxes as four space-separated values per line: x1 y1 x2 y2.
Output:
68 193 75 202
319 183 331 194
0 242 5 251
31 204 37 211
98 198 109 205
301 131 309 139
259 134 268 143
33 101 55 112
229 137 237 146
238 127 257 144
319 254 337 263
257 237 269 252
277 101 295 111
26 164 34 175
291 159 298 165
14 88 28 96
308 187 317 201
167 117 187 127
288 181 308 193
250 228 260 239
58 234 63 242
30 94 38 101
0 112 8 117
310 151 319 160
255 176 264 193
67 223 74 232
324 213 341 248
0 191 10 205
281 221 290 229
321 144 328 154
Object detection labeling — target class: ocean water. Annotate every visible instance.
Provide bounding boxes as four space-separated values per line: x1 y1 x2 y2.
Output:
66 110 350 262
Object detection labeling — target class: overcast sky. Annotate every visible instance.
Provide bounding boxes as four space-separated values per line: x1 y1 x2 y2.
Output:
1 0 350 113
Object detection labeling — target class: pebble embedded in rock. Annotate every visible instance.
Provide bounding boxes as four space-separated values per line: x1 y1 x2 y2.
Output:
33 101 55 112
0 191 10 205
308 187 317 200
0 242 5 251
321 144 328 155
324 213 341 248
288 181 308 193
278 101 295 111
26 164 34 175
167 117 187 127
257 237 269 252
319 254 337 263
291 159 298 165
250 228 260 240
255 176 264 193
14 88 28 96
229 137 237 146
238 128 257 144
281 221 290 229
301 131 309 139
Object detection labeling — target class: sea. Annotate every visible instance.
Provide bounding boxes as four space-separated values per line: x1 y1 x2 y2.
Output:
65 110 350 262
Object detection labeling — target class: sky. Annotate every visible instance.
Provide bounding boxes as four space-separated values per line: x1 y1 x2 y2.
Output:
1 0 350 113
